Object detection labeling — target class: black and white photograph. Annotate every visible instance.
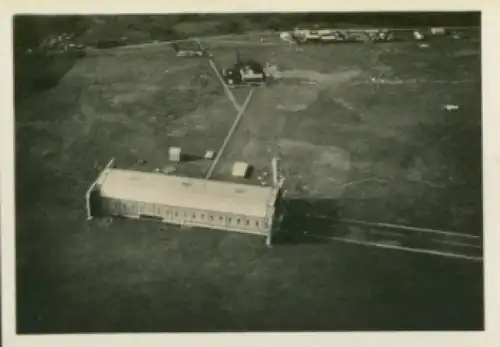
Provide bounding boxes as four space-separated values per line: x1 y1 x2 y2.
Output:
2 3 499 346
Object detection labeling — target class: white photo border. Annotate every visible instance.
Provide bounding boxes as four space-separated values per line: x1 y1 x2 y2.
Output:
2 1 499 347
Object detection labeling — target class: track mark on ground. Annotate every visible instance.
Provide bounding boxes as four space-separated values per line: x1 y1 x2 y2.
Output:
288 215 482 262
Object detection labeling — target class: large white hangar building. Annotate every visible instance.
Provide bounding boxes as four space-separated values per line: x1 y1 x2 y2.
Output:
85 159 284 242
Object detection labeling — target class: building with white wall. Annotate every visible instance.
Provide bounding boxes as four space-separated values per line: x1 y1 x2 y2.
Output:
85 159 284 243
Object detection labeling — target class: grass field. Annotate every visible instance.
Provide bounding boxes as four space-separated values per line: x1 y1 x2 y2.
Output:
15 31 483 333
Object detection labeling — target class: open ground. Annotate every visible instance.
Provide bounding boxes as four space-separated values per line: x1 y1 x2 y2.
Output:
15 30 483 332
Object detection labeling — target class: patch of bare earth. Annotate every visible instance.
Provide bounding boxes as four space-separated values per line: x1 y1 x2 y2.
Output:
279 139 350 199
279 68 362 86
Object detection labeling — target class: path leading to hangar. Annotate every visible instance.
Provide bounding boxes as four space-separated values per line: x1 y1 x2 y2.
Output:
207 86 288 185
195 39 260 180
204 88 255 179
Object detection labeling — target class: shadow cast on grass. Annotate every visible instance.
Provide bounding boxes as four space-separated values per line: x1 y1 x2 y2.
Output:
273 197 342 245
181 153 206 163
14 49 86 102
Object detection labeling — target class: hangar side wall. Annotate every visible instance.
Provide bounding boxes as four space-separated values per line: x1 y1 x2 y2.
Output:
99 196 270 235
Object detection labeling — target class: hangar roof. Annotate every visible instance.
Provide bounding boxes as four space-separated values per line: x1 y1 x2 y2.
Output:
97 168 276 218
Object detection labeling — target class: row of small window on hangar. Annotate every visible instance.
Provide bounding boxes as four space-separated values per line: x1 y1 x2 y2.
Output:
85 159 283 241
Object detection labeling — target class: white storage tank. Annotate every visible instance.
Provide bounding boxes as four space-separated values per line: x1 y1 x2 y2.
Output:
232 162 249 178
169 146 181 162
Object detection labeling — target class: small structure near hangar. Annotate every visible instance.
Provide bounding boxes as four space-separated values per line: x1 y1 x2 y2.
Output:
232 162 250 178
168 146 181 162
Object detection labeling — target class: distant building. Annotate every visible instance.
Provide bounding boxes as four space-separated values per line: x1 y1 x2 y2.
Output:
85 159 284 243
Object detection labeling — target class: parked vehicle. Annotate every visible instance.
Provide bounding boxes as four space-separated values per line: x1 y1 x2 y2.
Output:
221 50 266 86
